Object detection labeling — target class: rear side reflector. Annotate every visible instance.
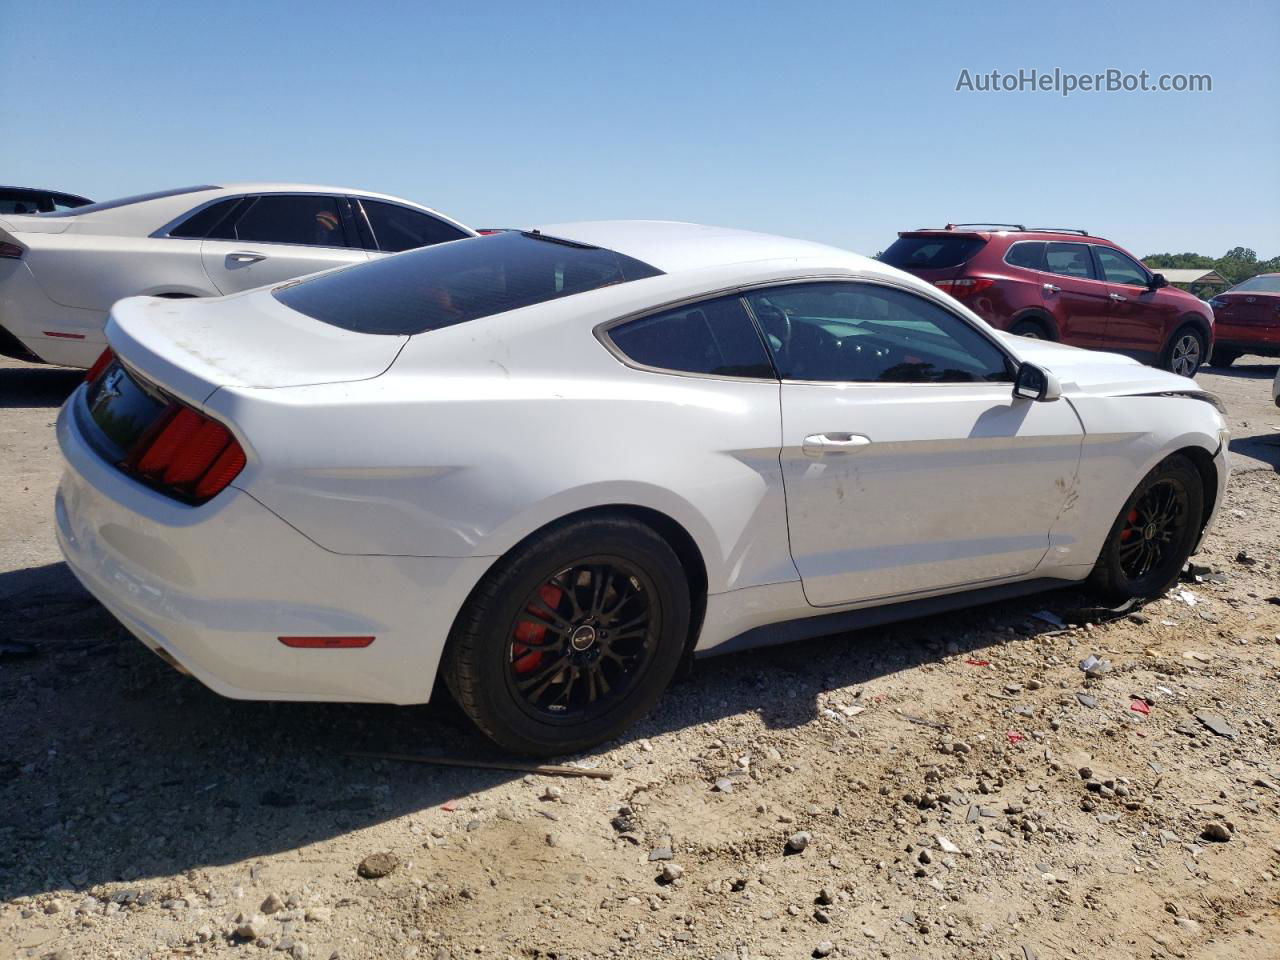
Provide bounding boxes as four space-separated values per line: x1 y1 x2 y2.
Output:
43 330 86 339
0 241 23 259
278 636 375 649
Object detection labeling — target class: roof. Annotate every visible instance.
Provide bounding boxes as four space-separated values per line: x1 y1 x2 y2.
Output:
533 220 871 274
1149 267 1229 287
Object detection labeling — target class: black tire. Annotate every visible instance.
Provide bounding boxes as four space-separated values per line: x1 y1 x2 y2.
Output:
1010 318 1050 340
442 515 691 756
1162 324 1207 377
1209 347 1241 368
1088 454 1204 602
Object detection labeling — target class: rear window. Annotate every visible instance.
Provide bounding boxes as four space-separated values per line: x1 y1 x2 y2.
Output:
880 235 987 270
1231 274 1280 294
39 185 219 218
273 231 664 335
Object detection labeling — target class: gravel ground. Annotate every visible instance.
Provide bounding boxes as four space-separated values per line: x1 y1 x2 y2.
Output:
1 353 1277 960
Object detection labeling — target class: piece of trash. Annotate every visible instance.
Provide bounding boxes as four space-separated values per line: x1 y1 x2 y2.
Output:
838 704 865 717
1176 590 1198 607
1129 699 1151 715
1194 711 1238 739
964 658 990 667
1031 610 1065 628
1006 731 1026 744
441 800 458 811
0 640 40 660
1078 655 1111 677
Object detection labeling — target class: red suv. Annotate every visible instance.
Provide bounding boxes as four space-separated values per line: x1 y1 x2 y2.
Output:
880 224 1215 377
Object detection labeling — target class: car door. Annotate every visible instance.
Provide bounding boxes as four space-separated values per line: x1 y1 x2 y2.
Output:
1041 241 1111 348
199 194 369 295
745 281 1083 607
1092 244 1173 358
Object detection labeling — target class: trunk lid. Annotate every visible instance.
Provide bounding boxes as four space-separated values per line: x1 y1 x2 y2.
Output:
878 231 988 285
106 289 407 405
1213 290 1280 326
0 214 74 238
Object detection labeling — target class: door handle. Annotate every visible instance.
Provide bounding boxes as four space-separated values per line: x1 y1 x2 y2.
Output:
1109 292 1127 302
802 433 872 457
1042 283 1061 294
227 251 267 264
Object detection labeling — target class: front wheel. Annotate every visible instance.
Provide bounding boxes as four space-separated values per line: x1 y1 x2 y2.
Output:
442 515 690 756
1164 326 1206 377
1088 454 1204 602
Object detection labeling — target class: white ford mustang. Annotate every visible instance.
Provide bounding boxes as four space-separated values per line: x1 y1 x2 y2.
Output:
0 182 475 367
55 222 1229 754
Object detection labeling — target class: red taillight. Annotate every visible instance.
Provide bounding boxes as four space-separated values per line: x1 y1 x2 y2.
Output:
935 277 996 299
129 403 245 502
0 241 23 259
84 348 114 383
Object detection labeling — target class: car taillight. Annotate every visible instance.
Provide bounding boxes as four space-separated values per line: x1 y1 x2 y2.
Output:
0 241 23 259
935 278 996 299
84 348 115 383
128 403 246 502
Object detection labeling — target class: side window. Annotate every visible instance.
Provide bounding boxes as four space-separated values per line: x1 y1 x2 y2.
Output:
1004 241 1045 270
168 198 242 239
230 195 349 248
743 282 1011 384
606 296 774 379
1095 246 1150 286
360 200 468 252
1044 242 1096 280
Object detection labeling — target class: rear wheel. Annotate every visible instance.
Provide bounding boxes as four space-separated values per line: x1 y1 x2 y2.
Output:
442 515 690 756
1010 318 1050 339
1209 347 1241 368
1163 325 1206 377
1088 455 1203 602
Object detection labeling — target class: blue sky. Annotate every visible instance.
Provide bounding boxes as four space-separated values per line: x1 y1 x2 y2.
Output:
3 0 1277 258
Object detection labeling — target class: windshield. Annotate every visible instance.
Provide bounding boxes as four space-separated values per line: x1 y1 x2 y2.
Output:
273 231 664 335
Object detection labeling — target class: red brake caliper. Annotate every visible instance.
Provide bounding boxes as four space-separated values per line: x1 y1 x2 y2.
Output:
512 584 563 674
1120 508 1139 541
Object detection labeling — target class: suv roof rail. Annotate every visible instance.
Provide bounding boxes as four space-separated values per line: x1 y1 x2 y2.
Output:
912 223 1097 237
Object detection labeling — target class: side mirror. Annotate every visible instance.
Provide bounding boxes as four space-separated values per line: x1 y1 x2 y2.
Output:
1013 362 1061 402
1148 273 1168 290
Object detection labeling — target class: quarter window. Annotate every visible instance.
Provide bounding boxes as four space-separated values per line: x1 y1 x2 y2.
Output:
169 198 241 239
230 195 350 248
744 282 1011 384
360 200 469 252
1004 241 1045 270
607 297 774 379
1044 242 1096 279
1094 246 1150 286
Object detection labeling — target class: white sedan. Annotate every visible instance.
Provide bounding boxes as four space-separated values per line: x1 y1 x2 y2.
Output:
55 222 1229 754
0 182 475 367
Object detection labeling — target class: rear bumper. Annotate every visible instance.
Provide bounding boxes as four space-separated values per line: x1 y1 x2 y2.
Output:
0 259 105 367
55 396 493 704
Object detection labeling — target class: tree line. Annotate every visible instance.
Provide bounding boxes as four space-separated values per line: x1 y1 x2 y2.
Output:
1143 247 1280 287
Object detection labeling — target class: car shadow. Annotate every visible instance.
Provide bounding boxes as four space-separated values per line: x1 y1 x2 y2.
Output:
0 364 83 409
0 559 1098 902
1202 358 1279 381
1230 433 1280 472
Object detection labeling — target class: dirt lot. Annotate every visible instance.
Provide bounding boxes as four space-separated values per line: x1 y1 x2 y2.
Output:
1 354 1278 960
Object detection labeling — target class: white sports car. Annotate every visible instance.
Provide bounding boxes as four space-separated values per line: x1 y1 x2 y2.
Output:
55 222 1229 754
0 182 475 367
